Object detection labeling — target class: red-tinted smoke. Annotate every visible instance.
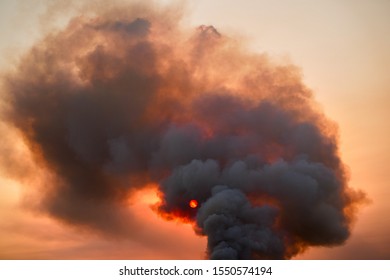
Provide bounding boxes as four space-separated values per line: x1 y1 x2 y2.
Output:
1 3 365 259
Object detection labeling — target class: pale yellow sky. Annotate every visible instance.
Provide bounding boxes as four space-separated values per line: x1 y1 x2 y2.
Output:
0 0 389 259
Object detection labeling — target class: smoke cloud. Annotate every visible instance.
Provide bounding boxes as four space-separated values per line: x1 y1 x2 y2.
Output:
1 2 365 259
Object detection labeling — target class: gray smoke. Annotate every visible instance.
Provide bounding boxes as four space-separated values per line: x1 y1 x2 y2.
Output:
1 3 365 259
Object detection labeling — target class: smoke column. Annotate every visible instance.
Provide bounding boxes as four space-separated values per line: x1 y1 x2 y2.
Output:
1 2 365 259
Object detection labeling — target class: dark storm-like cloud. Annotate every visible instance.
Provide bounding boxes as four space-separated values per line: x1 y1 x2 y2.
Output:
1 2 365 259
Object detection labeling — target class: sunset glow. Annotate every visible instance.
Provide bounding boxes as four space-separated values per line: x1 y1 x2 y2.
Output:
189 200 198 209
0 0 389 260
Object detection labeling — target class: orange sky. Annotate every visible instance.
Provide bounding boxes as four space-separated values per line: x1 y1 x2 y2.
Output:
0 0 389 259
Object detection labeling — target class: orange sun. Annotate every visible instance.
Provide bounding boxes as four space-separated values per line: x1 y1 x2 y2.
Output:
189 199 198 208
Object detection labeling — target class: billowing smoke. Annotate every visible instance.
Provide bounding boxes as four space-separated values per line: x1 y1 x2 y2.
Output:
1 3 365 259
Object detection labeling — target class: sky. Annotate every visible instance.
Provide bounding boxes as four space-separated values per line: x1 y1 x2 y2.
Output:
0 0 389 259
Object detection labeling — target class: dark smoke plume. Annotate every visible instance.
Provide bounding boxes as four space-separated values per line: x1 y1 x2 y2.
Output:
1 3 365 259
